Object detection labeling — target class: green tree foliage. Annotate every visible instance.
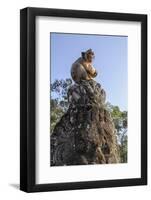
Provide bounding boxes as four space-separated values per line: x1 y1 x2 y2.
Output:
50 99 64 133
50 79 128 163
50 78 72 133
105 102 128 163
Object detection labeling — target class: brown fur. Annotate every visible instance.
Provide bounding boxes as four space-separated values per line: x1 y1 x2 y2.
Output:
71 49 97 82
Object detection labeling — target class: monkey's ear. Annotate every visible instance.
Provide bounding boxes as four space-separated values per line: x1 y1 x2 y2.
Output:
81 52 86 59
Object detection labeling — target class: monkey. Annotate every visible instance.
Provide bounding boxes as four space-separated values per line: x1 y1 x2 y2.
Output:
71 49 98 83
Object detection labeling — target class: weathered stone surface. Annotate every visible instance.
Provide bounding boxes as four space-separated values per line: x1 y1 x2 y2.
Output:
51 79 120 166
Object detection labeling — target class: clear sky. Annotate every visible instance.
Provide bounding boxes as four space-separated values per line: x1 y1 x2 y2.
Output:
50 33 128 111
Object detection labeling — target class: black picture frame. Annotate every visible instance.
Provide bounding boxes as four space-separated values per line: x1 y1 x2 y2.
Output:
20 7 147 192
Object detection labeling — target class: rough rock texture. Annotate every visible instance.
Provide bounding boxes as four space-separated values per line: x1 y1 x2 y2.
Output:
51 80 120 166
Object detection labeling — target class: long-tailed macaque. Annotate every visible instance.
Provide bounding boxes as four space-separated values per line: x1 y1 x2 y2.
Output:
71 49 97 82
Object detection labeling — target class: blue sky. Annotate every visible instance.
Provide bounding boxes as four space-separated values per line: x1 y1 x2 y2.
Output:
50 33 128 111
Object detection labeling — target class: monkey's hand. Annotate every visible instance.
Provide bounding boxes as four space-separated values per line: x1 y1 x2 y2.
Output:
87 70 97 78
85 64 97 77
86 70 97 80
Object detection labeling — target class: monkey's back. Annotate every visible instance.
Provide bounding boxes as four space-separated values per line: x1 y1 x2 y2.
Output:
71 58 88 82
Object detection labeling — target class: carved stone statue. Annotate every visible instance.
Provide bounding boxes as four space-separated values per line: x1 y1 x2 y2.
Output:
50 49 120 166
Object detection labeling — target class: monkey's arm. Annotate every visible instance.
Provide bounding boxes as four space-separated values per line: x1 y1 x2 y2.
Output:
84 64 98 78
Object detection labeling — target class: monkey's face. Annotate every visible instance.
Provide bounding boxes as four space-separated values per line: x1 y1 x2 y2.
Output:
87 53 94 62
81 49 95 63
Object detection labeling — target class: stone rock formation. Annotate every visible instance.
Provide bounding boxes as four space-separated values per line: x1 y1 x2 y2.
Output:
50 79 120 166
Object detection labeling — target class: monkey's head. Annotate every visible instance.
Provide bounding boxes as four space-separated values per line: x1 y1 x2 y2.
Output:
81 49 95 63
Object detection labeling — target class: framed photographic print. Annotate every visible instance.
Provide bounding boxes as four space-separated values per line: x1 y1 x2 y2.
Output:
20 7 147 192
